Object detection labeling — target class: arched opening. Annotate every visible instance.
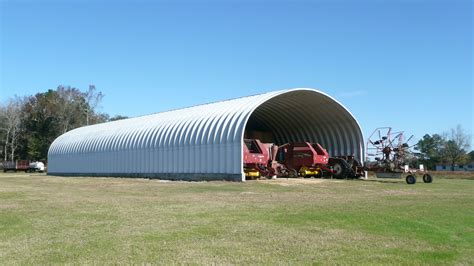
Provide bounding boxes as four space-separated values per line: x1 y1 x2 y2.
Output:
244 90 364 160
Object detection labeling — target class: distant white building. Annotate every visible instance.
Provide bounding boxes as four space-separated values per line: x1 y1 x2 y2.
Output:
436 162 474 171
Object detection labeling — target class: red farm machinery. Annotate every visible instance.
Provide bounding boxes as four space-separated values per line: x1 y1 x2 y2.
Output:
243 127 432 185
243 139 364 180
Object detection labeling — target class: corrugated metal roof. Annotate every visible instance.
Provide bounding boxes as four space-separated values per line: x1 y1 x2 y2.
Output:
48 88 364 181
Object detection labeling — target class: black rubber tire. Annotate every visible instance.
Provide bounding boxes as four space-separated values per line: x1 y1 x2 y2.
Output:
406 175 416 185
288 169 298 177
332 162 344 179
329 158 351 179
349 159 362 178
289 169 298 178
423 174 433 183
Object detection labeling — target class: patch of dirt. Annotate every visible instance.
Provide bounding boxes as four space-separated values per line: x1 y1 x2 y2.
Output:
258 178 328 186
0 203 20 209
239 192 257 195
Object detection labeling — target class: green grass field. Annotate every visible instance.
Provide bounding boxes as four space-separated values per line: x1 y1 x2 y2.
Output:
0 172 473 264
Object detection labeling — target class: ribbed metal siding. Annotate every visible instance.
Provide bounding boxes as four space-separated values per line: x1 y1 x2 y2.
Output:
47 88 364 180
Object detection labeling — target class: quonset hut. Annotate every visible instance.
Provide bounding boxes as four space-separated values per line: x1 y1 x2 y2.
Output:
48 88 364 181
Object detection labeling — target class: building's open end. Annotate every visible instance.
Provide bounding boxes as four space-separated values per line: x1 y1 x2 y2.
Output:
244 89 363 160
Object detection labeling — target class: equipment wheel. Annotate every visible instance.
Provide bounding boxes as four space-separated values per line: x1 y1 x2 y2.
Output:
423 174 433 183
329 158 351 179
406 175 416 185
332 162 349 179
333 163 343 178
289 169 298 178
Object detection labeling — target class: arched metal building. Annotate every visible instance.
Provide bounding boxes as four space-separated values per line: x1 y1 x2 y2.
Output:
48 88 364 181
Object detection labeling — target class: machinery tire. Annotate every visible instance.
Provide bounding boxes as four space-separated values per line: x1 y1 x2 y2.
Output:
423 174 433 183
330 159 350 179
349 159 362 178
406 175 416 185
332 162 345 179
289 169 298 178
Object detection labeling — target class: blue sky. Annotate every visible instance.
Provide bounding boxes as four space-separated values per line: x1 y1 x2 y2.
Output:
1 0 472 148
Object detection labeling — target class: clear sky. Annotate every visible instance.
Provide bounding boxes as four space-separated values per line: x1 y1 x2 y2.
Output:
1 0 473 148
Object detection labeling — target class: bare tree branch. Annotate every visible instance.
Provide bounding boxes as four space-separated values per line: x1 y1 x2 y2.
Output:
2 97 23 161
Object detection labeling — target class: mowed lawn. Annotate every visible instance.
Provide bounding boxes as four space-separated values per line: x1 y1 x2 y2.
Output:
0 172 473 264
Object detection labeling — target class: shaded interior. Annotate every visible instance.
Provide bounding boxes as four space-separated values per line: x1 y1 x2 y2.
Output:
244 91 363 160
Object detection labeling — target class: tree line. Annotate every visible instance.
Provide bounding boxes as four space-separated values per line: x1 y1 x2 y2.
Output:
415 125 473 171
0 85 127 162
0 86 472 170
